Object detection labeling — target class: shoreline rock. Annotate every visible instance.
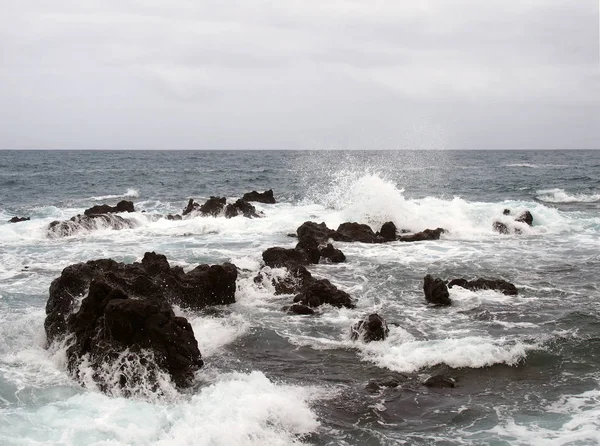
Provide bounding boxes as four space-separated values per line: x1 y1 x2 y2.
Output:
84 200 134 216
242 189 276 204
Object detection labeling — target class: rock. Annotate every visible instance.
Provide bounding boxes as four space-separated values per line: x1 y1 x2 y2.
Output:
448 278 518 295
492 221 510 234
351 313 389 342
63 279 202 392
224 199 261 218
365 374 406 393
286 303 315 315
335 222 382 243
182 198 200 216
262 247 309 268
423 275 451 306
398 228 446 242
242 189 276 204
199 196 227 216
166 214 182 220
272 265 314 295
424 374 456 388
379 221 397 241
293 278 355 309
84 200 134 216
503 209 511 215
296 221 338 246
48 214 137 237
45 252 237 344
295 236 321 264
515 210 533 226
8 216 30 223
319 244 346 263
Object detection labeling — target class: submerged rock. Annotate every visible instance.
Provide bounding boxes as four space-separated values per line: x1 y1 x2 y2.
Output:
8 216 30 223
242 189 276 204
398 228 446 242
424 374 457 388
448 278 518 295
492 221 510 234
48 214 137 237
423 275 452 306
84 200 134 216
365 374 407 393
351 313 389 342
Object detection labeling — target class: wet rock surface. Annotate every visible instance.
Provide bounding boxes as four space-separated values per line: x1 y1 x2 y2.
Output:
423 275 452 306
351 313 389 342
84 200 134 216
242 189 276 203
448 278 518 295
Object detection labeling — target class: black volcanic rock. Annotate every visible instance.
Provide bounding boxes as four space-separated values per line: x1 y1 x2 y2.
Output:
224 199 261 218
335 222 383 243
296 221 338 246
293 278 355 309
84 200 134 216
492 221 510 234
515 210 533 226
8 216 30 223
48 214 137 237
242 189 276 204
62 279 202 392
423 275 451 306
199 196 227 216
285 303 315 315
398 228 445 242
351 313 389 342
262 247 309 269
448 278 518 295
45 251 237 344
319 243 346 263
379 221 397 241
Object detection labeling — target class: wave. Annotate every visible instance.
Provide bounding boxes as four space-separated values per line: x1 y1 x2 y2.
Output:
89 188 140 201
536 188 600 204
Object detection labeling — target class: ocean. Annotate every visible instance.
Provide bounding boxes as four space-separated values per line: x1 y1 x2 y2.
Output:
1 149 599 445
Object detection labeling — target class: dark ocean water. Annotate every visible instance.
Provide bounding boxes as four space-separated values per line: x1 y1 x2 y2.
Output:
1 150 600 445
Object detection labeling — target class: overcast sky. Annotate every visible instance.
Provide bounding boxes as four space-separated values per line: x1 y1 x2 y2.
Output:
1 0 599 149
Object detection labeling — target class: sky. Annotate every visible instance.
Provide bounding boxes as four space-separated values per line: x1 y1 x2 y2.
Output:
0 0 599 150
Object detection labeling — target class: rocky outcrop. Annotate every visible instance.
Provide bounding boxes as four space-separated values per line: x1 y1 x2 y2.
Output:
351 313 389 342
378 221 397 241
242 189 276 204
335 222 383 243
224 199 261 218
262 247 309 269
448 278 518 295
166 214 182 220
398 228 445 242
63 280 202 392
423 275 451 306
84 200 134 216
199 196 227 216
8 216 30 223
424 373 457 388
48 214 137 237
515 210 533 226
319 244 346 263
296 221 338 246
293 278 355 309
45 252 237 344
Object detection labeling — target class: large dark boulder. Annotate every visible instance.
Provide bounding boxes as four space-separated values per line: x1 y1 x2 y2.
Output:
48 214 137 237
84 200 134 216
272 265 314 295
293 279 355 308
448 278 518 295
515 211 533 226
8 216 30 223
398 228 446 242
351 313 389 342
423 275 451 306
262 247 309 269
224 199 261 218
379 221 397 241
242 189 276 204
182 198 200 216
199 196 227 216
63 279 202 392
319 244 346 263
45 252 237 344
296 221 338 246
335 222 383 243
492 221 510 234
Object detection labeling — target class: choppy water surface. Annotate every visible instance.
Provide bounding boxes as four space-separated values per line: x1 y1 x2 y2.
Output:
1 150 600 445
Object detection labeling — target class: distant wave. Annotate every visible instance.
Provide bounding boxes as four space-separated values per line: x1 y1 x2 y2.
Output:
506 163 539 168
89 188 139 201
536 188 600 204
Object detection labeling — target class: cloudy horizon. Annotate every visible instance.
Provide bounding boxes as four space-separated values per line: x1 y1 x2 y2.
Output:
1 0 599 150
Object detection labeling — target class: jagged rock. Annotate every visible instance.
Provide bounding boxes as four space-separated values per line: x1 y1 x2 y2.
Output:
293 279 355 308
182 198 200 216
272 265 314 295
242 189 276 204
319 244 346 263
166 214 182 220
262 247 309 269
285 303 315 315
45 251 237 344
351 313 389 342
379 221 397 241
48 214 137 237
84 200 134 216
424 374 457 388
423 275 451 306
448 278 518 295
296 221 338 246
62 279 202 392
295 236 321 264
398 228 445 242
8 216 30 223
515 210 533 226
225 199 261 218
199 196 227 216
335 222 383 243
